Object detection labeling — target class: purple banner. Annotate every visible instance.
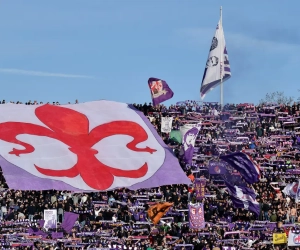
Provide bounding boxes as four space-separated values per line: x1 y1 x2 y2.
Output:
222 247 237 250
189 203 205 229
195 178 206 200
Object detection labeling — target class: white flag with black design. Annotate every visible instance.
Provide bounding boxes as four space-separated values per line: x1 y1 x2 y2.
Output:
200 19 231 99
161 117 173 133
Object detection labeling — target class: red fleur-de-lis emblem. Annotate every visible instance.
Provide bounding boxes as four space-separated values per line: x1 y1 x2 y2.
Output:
0 104 157 190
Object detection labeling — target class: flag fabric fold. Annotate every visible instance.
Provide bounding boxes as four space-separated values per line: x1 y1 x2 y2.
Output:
61 212 79 233
220 152 260 184
148 77 174 106
147 202 173 225
200 19 231 99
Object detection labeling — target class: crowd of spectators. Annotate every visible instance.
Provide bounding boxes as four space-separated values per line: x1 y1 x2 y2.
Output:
0 100 300 249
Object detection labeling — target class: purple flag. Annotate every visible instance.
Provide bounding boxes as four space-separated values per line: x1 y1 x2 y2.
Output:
222 247 237 250
225 180 260 216
194 178 206 200
183 124 201 164
189 203 205 229
220 152 260 184
208 161 227 175
0 101 190 191
148 77 174 106
61 212 79 233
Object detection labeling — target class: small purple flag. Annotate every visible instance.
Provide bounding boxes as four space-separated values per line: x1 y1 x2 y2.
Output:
183 124 201 164
148 77 174 106
194 178 206 200
189 203 205 229
208 161 227 175
220 152 260 184
282 182 298 199
61 212 79 233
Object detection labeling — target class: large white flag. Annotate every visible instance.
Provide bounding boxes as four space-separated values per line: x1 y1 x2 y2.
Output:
200 19 231 99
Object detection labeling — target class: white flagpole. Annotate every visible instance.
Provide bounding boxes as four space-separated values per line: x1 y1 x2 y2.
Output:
220 6 223 108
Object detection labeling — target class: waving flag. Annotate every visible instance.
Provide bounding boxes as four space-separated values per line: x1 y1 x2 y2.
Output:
200 19 231 99
148 77 174 106
225 181 260 216
147 202 173 225
283 182 298 199
220 152 260 184
182 123 201 164
0 101 190 191
61 212 79 233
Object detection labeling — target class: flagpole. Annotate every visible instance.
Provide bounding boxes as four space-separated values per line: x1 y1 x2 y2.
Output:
220 6 223 108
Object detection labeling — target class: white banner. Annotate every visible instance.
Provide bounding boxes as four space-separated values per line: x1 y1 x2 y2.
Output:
161 117 173 133
288 231 300 246
44 209 57 230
